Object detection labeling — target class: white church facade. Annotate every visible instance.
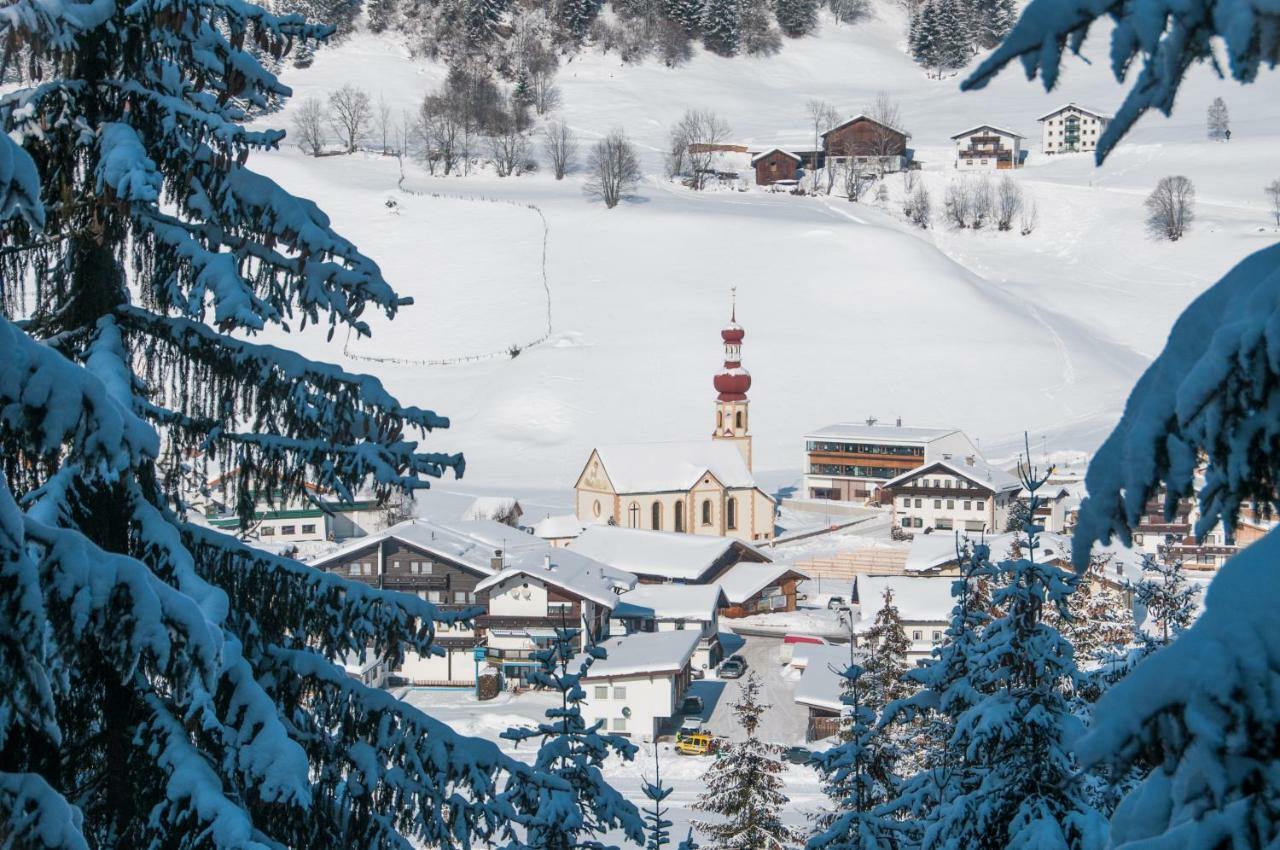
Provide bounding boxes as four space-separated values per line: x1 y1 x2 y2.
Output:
573 303 777 543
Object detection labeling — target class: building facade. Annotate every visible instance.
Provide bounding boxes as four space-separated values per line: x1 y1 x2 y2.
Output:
751 148 801 186
886 457 1020 535
1038 103 1112 155
574 304 777 542
951 124 1025 169
802 421 979 503
578 630 701 740
821 115 910 173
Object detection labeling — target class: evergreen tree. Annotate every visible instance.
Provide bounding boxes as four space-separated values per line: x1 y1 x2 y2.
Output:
502 623 645 850
936 0 973 71
809 661 902 850
701 0 741 55
643 748 675 850
909 2 943 74
693 673 803 850
466 0 508 46
740 0 784 54
1207 96 1231 141
775 0 820 38
559 0 604 43
1129 553 1199 648
366 0 400 33
663 0 706 35
862 588 911 708
1051 554 1136 672
0 1 572 847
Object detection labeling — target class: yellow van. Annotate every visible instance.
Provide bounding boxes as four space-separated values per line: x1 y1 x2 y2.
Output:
676 733 716 756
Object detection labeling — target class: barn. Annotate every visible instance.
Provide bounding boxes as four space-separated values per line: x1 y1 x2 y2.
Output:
750 147 801 186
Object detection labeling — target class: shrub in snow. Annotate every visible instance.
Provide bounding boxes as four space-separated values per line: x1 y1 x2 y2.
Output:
1144 176 1195 242
586 130 642 209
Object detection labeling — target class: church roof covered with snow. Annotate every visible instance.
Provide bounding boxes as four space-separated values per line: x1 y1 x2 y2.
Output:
613 582 727 621
586 440 761 493
577 629 702 678
568 525 770 582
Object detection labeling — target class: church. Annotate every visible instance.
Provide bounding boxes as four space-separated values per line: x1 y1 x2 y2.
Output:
573 303 777 543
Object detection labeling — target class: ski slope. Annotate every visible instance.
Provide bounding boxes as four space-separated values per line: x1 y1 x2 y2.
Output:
248 5 1280 489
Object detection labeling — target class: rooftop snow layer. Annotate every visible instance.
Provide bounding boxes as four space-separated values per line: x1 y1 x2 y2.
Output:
794 643 863 713
853 575 958 626
717 562 808 605
805 423 958 442
884 456 1020 493
613 583 727 621
590 440 760 492
578 630 702 678
532 513 587 540
462 496 520 521
475 548 635 609
568 525 769 582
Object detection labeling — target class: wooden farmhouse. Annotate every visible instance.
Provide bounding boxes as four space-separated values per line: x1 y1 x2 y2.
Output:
751 148 801 186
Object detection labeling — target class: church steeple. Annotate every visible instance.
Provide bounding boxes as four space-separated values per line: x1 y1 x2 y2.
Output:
713 290 753 470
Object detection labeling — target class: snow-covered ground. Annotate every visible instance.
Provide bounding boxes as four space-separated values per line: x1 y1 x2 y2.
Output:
247 8 1280 495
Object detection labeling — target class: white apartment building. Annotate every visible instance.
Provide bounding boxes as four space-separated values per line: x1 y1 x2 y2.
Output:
611 583 727 672
803 420 980 504
1038 103 1112 154
578 630 701 741
851 575 956 662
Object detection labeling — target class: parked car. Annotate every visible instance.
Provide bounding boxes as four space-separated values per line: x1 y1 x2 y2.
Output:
678 717 704 737
681 695 705 717
827 596 849 611
726 653 746 666
691 666 706 680
783 746 812 765
719 658 746 678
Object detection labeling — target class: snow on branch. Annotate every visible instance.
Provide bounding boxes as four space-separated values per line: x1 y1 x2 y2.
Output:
1073 244 1280 566
0 772 89 850
961 0 1280 162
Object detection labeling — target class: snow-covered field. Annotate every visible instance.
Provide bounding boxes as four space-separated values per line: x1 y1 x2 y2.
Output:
248 4 1280 496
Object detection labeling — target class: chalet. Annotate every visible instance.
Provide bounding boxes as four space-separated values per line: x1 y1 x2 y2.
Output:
611 583 728 671
951 125 1025 170
715 562 809 617
803 420 979 504
751 148 801 186
821 115 911 173
885 455 1021 535
577 630 702 740
851 575 956 661
1038 103 1112 155
568 524 771 584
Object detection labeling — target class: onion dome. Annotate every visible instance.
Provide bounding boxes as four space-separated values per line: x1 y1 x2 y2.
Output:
715 366 751 401
721 321 745 344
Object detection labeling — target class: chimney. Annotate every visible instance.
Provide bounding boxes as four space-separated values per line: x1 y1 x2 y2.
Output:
895 416 902 427
865 416 878 426
966 455 976 466
544 554 553 570
490 548 504 570
943 453 952 460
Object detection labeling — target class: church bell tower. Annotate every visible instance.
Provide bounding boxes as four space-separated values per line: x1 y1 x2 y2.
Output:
712 292 753 470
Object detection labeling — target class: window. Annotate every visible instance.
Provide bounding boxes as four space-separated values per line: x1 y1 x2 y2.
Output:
651 501 662 530
914 499 922 508
726 497 738 530
902 497 910 507
261 527 275 537
281 525 296 535
675 502 685 533
362 562 373 576
594 686 609 700
717 410 723 429
347 563 359 575
936 519 953 530
946 500 954 510
735 410 744 429
912 630 923 641
628 502 640 529
411 561 433 575
915 518 924 528
427 590 444 603
454 591 471 604
962 501 971 511
932 630 942 642
701 500 712 526
934 500 942 509
613 687 627 700
301 523 316 534
592 500 602 518
612 717 627 732
975 500 986 511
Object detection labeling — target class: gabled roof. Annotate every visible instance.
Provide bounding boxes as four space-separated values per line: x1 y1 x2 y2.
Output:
904 530 1075 574
822 114 912 139
1036 103 1113 122
613 583 727 621
806 422 958 443
794 643 863 713
884 457 1020 494
585 441 760 493
475 549 636 609
578 630 701 679
532 513 587 540
568 525 770 582
852 575 957 626
950 124 1025 139
751 147 801 164
716 562 809 605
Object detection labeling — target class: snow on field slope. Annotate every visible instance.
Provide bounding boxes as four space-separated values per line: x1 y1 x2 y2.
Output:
249 6 1280 490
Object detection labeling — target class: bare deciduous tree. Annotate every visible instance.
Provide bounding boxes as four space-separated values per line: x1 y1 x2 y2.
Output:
995 175 1023 231
488 120 529 177
865 91 906 175
413 95 462 176
1265 178 1280 227
971 176 994 229
1019 196 1039 236
543 119 578 180
328 84 372 153
292 96 327 156
667 109 732 190
374 94 393 154
944 179 973 228
586 128 642 209
1145 175 1195 241
905 184 931 228
837 143 872 201
805 99 839 194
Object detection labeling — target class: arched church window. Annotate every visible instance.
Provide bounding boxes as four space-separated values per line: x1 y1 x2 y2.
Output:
717 410 723 429
674 502 685 533
651 501 662 530
592 500 601 518
701 500 712 526
727 497 738 530
628 502 639 528
735 410 744 429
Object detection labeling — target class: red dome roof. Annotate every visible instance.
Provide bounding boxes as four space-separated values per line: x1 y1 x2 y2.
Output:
721 322 744 343
715 367 751 400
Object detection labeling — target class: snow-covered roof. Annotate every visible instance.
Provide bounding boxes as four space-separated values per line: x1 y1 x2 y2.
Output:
884 457 1020 494
905 531 972 573
750 147 801 164
806 422 958 443
794 644 862 713
822 114 912 139
716 562 809 605
462 496 521 522
588 441 761 493
532 513 587 540
475 548 635 609
568 525 769 582
853 575 957 626
578 630 702 679
950 124 1026 139
904 529 1076 574
1036 103 1113 122
613 583 727 621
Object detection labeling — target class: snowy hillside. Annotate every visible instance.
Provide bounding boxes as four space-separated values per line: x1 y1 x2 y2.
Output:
249 6 1280 489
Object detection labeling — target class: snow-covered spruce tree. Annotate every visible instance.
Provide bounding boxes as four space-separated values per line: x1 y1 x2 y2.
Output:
809 661 901 850
642 747 675 850
700 0 740 55
0 3 565 849
502 622 644 850
774 0 819 39
693 673 802 850
862 588 911 708
663 0 705 36
1050 553 1135 674
916 461 1107 850
559 0 604 43
967 6 1280 847
1129 553 1199 649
